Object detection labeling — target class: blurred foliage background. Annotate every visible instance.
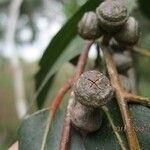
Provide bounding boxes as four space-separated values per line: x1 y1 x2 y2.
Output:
0 0 150 149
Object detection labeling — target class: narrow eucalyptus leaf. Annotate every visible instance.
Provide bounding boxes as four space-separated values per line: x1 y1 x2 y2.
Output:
35 0 101 108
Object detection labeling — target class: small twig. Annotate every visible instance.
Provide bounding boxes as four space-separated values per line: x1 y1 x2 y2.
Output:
102 106 127 150
133 47 150 57
74 40 93 78
102 46 141 150
40 40 93 150
125 93 150 107
60 92 75 150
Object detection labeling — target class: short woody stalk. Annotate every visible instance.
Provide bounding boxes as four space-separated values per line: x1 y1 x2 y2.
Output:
102 45 141 150
125 93 150 107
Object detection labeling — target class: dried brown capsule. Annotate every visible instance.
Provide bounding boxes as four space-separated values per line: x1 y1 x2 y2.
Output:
78 11 102 39
70 101 102 133
96 0 128 32
114 17 140 46
74 70 114 107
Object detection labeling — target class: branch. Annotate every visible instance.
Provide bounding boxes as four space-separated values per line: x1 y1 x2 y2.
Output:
125 93 150 107
102 46 141 150
133 47 150 57
40 40 93 150
102 106 127 150
59 92 75 150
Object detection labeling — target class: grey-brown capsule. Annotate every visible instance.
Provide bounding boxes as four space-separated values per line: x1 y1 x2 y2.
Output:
70 101 102 133
114 17 140 46
74 70 114 107
78 11 102 39
96 0 128 32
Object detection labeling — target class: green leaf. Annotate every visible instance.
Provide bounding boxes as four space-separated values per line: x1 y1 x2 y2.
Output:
19 100 150 149
129 105 150 149
35 0 101 108
35 37 84 108
35 75 55 108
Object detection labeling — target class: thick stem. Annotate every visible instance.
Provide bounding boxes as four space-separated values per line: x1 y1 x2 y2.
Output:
102 46 141 150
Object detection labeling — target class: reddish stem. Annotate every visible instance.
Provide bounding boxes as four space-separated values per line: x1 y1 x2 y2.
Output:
50 40 93 119
59 92 75 150
50 77 74 114
59 40 93 150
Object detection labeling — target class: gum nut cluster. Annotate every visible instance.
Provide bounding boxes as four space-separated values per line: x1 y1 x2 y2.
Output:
74 70 114 108
78 0 140 47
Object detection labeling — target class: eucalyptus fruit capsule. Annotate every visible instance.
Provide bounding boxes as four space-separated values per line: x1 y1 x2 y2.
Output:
114 17 140 47
96 0 128 32
70 71 114 134
78 11 103 39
